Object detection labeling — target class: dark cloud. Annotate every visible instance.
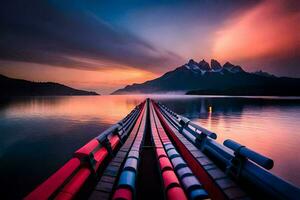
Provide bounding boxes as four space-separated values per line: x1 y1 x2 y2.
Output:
0 0 183 72
240 52 300 78
0 0 298 77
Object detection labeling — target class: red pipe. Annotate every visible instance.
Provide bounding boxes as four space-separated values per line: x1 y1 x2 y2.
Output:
153 101 227 200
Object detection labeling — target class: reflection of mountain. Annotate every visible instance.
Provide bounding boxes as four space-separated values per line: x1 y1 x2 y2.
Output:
0 96 67 113
0 74 99 96
112 59 300 96
158 98 245 119
156 97 300 120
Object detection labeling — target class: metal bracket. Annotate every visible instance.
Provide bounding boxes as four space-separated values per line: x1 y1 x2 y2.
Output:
100 136 114 157
226 145 246 179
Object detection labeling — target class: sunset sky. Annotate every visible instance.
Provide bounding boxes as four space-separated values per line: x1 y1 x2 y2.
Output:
0 0 299 94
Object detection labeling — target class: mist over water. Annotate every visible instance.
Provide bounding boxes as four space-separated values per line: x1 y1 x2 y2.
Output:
0 95 299 199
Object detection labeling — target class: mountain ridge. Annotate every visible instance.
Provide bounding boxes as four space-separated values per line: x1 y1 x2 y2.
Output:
0 74 99 96
112 59 300 96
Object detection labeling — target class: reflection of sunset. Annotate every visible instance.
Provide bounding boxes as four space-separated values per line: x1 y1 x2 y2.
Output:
5 96 145 124
2 95 300 188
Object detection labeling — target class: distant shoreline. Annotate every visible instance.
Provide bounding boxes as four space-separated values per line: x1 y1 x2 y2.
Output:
109 92 300 97
186 87 300 97
0 74 99 97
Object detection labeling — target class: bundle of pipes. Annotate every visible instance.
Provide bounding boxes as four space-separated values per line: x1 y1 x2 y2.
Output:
157 101 300 200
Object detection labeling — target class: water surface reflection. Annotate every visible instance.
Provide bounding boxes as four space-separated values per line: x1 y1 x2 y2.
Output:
156 96 300 187
0 95 299 199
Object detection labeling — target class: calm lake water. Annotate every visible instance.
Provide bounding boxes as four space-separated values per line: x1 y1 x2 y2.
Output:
0 95 300 199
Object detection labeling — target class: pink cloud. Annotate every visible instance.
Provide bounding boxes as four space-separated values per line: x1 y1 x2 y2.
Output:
213 0 300 64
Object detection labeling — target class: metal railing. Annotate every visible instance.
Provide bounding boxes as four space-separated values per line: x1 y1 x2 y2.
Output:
156 101 300 200
96 102 143 145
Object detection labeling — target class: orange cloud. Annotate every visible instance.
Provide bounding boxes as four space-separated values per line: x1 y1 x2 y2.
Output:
213 0 300 62
0 60 158 94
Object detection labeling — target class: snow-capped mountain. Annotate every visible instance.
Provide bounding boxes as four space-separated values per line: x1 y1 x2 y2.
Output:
112 59 300 95
185 59 244 74
210 59 222 71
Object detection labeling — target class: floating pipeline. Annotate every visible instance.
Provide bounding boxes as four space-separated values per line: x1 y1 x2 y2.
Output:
25 99 300 200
